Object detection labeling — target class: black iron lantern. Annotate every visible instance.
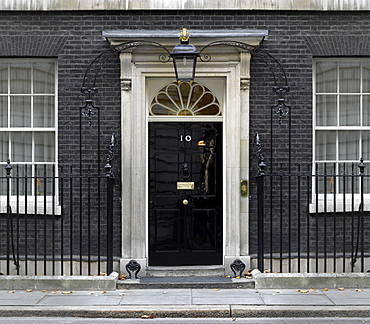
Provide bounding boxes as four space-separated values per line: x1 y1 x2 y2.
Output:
170 29 199 82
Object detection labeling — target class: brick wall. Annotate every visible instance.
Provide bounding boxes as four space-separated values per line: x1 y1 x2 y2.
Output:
0 9 369 263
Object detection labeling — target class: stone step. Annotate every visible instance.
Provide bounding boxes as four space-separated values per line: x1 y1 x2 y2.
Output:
117 276 255 289
145 265 226 277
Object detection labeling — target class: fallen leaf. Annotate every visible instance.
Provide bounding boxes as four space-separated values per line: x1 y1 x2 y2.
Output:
62 291 73 294
42 290 48 293
232 319 237 322
322 288 329 291
7 291 15 293
235 276 241 279
356 289 363 292
309 287 315 291
26 289 33 292
297 289 309 293
275 289 282 293
102 291 107 294
338 287 345 291
100 272 107 276
213 289 220 291
140 315 155 319
118 274 127 280
264 269 271 273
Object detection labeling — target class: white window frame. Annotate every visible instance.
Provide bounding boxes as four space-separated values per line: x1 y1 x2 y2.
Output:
0 58 59 214
312 58 370 212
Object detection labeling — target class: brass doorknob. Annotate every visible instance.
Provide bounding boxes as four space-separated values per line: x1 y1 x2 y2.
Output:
182 199 188 205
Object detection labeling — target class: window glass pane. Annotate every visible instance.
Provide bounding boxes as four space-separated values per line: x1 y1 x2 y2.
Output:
363 95 370 126
0 132 8 161
339 95 360 126
10 96 31 127
363 63 370 93
316 95 337 126
0 63 8 94
339 63 360 93
315 131 336 160
34 96 54 127
362 131 370 160
34 132 54 162
0 96 7 127
316 62 337 93
11 132 32 162
338 131 359 160
33 62 55 94
10 63 31 94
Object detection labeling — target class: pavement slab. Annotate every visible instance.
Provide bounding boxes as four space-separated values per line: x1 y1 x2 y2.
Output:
38 294 122 306
0 290 48 305
191 288 264 305
120 289 192 305
323 288 370 305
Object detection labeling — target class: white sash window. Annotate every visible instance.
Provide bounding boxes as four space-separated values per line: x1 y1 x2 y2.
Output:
0 59 57 198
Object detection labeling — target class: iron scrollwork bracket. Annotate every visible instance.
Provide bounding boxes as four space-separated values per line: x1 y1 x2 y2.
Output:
81 40 171 125
125 259 141 279
230 259 246 278
273 85 290 124
81 87 97 126
199 40 290 124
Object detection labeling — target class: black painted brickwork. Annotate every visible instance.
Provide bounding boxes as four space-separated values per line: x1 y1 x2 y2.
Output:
0 10 369 264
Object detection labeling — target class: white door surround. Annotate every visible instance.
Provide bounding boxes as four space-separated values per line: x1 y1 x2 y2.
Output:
103 29 268 276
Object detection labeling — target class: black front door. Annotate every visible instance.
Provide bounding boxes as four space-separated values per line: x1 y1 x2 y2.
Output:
149 122 223 266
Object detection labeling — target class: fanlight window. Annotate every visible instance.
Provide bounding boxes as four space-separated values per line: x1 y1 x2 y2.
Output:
150 81 221 116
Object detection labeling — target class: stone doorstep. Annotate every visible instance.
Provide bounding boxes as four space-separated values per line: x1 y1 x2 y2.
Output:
117 276 255 289
0 271 119 291
254 272 370 289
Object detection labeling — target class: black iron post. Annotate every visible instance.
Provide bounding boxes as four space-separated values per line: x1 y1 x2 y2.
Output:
358 157 366 272
105 134 116 275
255 133 266 272
5 159 12 274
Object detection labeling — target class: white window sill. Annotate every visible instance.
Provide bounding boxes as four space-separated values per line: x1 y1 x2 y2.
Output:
309 197 369 213
0 198 62 215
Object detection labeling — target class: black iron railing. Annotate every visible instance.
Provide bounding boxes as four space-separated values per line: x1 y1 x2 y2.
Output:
255 148 369 273
0 135 117 276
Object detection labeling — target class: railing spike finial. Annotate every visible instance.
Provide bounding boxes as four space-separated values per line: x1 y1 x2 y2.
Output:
5 159 12 177
359 157 366 175
105 133 116 178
